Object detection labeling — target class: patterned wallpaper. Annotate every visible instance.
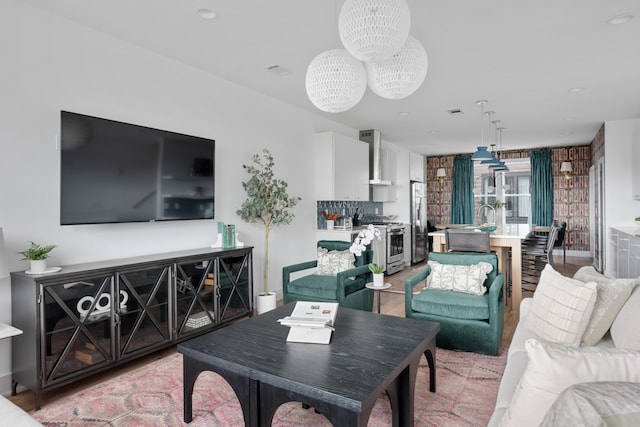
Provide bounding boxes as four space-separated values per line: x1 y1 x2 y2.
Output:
426 144 593 252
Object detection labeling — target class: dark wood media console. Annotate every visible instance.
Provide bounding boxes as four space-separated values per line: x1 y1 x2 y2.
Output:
10 246 253 409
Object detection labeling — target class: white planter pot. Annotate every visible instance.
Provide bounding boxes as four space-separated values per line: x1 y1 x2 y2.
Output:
373 273 384 287
326 220 334 230
256 292 277 314
29 260 47 273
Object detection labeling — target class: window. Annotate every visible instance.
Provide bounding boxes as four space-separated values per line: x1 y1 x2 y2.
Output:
474 159 531 224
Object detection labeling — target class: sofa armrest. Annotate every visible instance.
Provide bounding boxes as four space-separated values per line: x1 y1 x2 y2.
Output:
404 267 431 317
283 260 318 283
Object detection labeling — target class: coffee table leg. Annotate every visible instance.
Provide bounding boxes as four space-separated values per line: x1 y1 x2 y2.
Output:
182 355 256 426
183 356 198 423
376 289 381 313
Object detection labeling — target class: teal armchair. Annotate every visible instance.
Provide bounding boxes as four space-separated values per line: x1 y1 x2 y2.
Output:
405 252 504 355
282 240 374 311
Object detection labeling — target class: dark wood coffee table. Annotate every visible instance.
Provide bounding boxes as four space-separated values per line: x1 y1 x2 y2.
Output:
178 303 439 427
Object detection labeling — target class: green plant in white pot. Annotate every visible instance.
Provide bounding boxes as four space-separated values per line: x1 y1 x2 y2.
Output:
18 241 56 273
236 149 300 314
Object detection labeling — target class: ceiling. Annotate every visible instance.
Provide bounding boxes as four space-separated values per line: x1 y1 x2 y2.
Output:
21 0 640 156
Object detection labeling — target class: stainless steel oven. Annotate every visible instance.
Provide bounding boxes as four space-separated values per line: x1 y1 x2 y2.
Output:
386 224 406 275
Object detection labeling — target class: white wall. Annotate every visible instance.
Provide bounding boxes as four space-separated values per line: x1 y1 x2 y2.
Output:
604 118 640 276
0 1 357 394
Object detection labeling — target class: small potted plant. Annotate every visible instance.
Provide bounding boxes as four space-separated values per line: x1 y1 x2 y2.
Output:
18 241 56 273
350 225 384 286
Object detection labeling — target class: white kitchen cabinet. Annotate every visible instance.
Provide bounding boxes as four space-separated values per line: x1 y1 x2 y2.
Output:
372 148 398 202
611 227 640 278
409 152 425 182
315 132 369 201
617 232 631 279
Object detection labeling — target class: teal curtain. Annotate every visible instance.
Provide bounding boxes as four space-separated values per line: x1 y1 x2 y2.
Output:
530 149 553 227
450 155 474 224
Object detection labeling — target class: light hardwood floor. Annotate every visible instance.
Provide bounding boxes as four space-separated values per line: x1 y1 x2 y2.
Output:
7 255 592 413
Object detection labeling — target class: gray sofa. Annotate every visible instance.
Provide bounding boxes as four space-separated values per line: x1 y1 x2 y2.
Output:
489 267 640 426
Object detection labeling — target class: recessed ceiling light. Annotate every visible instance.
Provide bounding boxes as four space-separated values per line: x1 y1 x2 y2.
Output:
197 9 217 19
607 13 633 25
265 65 292 77
568 87 585 93
564 116 576 121
428 130 439 135
399 112 410 116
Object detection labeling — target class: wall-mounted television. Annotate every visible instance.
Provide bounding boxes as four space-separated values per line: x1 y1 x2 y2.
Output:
60 111 215 225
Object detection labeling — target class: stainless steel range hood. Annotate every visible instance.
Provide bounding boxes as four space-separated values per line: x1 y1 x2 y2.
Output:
359 129 392 186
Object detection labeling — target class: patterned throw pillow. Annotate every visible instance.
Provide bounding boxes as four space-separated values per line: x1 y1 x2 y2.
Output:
315 247 355 276
572 266 636 346
524 265 597 347
425 260 493 296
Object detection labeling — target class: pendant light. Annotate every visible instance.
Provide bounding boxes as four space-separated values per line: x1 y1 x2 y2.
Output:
365 35 428 100
480 113 500 166
472 100 493 162
305 49 367 113
490 127 509 171
339 0 411 62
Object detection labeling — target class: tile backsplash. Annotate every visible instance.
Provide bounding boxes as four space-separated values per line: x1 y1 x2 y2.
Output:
317 201 383 229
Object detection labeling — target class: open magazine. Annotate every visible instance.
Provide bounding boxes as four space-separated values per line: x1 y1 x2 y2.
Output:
277 301 338 344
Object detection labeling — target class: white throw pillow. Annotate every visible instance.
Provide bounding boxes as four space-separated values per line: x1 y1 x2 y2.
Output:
499 338 640 427
315 247 355 276
524 264 597 347
426 260 493 296
573 266 636 346
610 283 640 350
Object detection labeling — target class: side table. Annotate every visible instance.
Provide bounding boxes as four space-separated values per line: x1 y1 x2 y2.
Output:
365 282 392 313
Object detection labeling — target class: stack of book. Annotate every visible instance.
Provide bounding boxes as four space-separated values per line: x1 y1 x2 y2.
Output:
278 301 338 344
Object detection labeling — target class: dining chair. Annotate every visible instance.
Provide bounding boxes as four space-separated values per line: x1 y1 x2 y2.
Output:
521 224 559 291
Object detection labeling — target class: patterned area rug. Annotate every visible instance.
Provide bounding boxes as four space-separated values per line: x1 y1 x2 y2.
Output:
32 348 506 426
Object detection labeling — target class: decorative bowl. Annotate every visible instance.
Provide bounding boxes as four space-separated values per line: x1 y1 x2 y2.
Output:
479 225 497 232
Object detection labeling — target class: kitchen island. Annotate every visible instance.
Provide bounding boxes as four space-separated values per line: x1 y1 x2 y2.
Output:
429 224 530 318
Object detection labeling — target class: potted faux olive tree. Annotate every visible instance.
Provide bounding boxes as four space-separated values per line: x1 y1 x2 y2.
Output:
236 149 300 314
18 241 56 273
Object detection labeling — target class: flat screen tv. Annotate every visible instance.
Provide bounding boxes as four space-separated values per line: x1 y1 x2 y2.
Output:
60 111 215 225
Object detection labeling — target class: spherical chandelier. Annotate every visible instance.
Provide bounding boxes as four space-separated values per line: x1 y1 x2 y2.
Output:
339 0 411 62
365 36 428 100
305 49 367 113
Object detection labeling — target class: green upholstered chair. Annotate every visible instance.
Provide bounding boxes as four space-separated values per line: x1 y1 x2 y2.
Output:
282 240 374 311
405 251 504 355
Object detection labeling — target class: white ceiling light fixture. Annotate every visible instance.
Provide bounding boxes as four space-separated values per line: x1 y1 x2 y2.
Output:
365 36 428 99
196 9 217 20
607 13 634 25
305 49 367 113
339 0 411 62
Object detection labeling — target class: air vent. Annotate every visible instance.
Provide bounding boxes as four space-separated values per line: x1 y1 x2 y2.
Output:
265 65 292 76
447 108 463 115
